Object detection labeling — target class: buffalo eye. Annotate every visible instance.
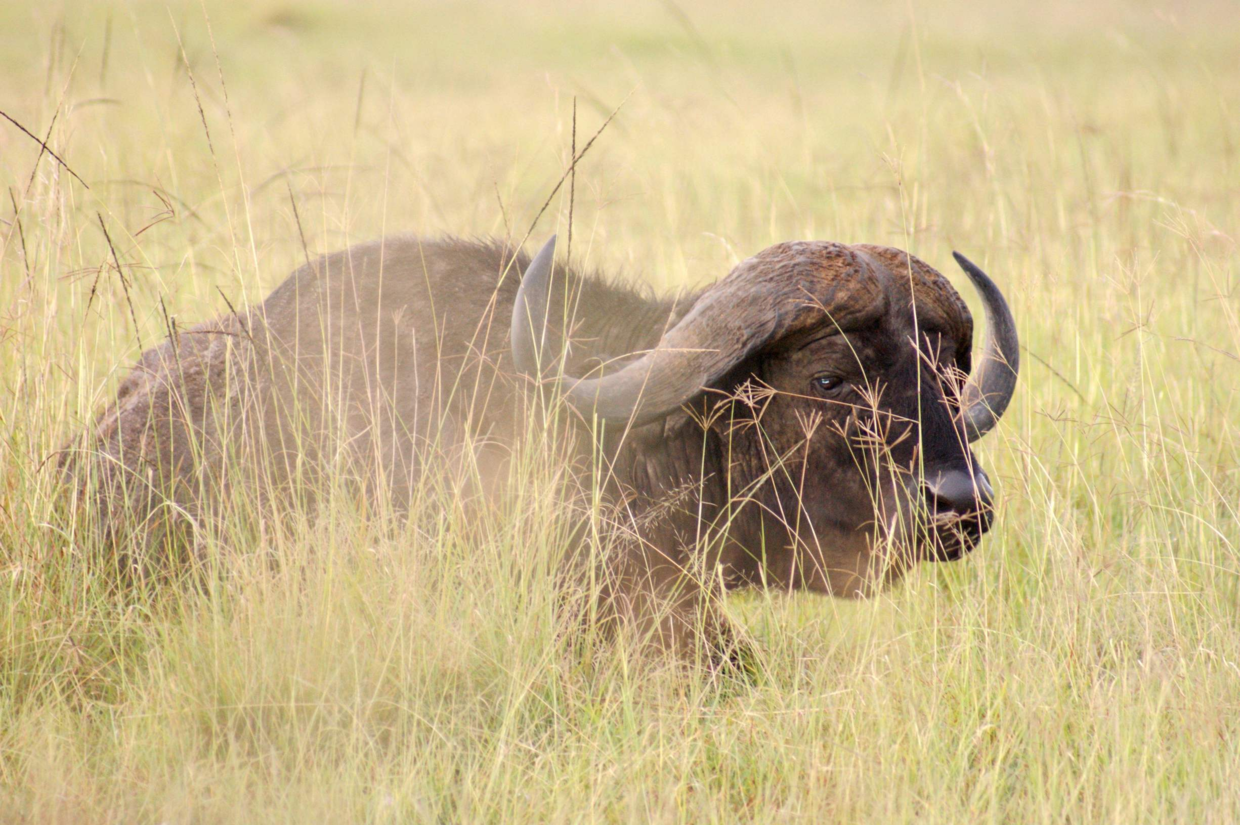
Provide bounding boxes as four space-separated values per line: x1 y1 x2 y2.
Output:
813 374 846 394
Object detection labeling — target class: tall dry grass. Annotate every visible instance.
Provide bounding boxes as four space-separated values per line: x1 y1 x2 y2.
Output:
2 0 1238 821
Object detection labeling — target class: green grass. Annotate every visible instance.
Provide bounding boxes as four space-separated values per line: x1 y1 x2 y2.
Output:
2 0 1239 821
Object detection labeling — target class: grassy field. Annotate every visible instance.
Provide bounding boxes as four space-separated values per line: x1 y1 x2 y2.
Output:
2 0 1239 821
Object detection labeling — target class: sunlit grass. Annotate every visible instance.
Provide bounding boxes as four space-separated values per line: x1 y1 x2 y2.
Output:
2 1 1238 821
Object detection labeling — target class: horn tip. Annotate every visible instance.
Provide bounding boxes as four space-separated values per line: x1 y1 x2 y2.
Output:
951 250 993 289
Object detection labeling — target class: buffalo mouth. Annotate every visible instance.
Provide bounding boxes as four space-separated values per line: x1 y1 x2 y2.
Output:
924 508 993 562
915 467 995 563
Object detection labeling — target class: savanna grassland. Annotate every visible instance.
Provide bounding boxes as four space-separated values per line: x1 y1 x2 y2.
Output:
2 0 1239 821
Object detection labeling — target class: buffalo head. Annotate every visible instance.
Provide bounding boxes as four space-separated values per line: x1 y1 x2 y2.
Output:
513 237 1019 596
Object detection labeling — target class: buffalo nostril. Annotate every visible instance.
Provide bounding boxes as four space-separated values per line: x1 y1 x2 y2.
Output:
922 469 994 530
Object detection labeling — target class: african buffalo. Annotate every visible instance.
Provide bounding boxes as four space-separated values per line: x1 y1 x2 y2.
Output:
60 233 1018 660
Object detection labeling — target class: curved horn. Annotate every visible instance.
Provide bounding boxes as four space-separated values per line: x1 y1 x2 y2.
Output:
952 251 1019 442
511 235 558 375
511 238 782 427
551 286 781 427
